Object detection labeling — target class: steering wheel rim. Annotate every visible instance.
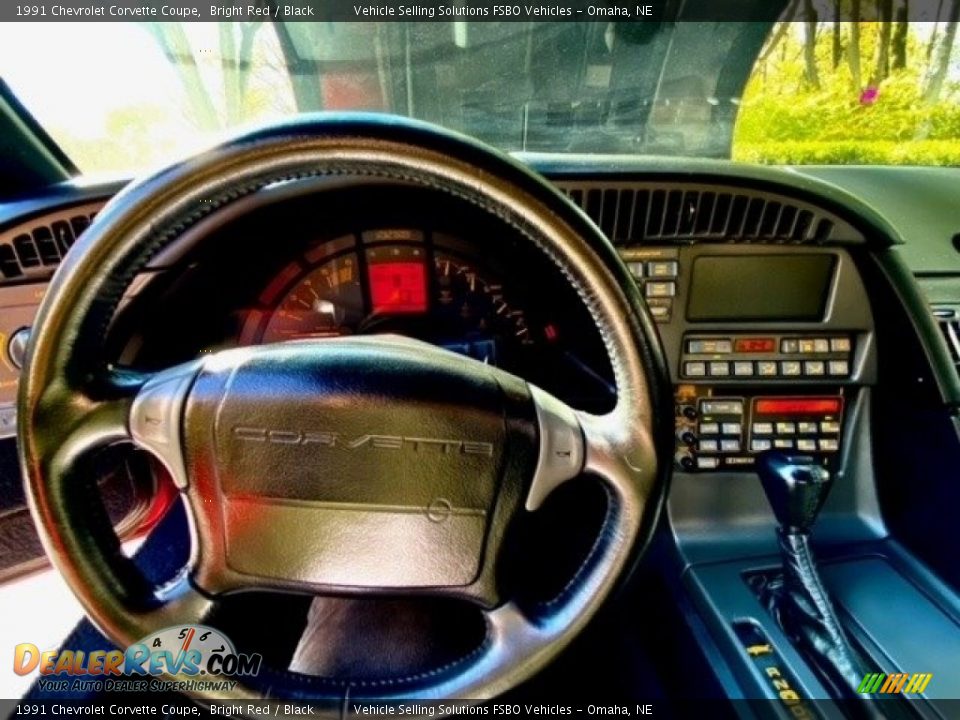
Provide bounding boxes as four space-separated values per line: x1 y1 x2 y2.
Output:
18 114 670 702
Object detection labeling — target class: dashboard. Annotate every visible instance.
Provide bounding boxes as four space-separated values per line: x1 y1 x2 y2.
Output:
0 172 886 451
1 159 958 583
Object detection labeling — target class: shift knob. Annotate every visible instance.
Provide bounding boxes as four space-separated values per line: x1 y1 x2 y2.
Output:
756 452 832 533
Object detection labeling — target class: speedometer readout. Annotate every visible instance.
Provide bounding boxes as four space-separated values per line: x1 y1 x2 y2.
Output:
254 231 533 349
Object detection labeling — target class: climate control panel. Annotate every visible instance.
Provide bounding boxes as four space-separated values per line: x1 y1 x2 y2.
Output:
681 333 854 381
675 386 845 472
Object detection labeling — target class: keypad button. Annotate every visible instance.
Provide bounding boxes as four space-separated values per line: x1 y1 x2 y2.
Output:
649 304 671 321
699 422 719 435
820 421 841 434
733 361 755 376
819 439 839 452
627 262 645 278
684 362 706 377
804 361 825 376
709 361 730 377
776 422 796 435
828 360 850 376
645 281 676 298
830 337 852 352
780 361 802 376
721 422 742 435
813 338 830 353
699 440 718 453
697 456 719 469
797 422 818 434
796 439 817 452
687 339 733 354
757 361 778 377
720 439 741 452
781 339 799 353
752 422 773 435
700 400 744 415
647 261 679 278
750 439 772 452
774 439 794 449
798 339 817 353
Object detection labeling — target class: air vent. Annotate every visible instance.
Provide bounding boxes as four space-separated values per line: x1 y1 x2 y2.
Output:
556 181 862 245
933 306 960 373
0 205 100 282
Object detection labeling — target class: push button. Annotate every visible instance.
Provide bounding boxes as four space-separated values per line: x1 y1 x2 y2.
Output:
776 422 796 435
750 439 772 452
796 439 817 452
780 361 802 376
757 361 778 377
828 360 850 376
645 281 676 298
733 361 755 376
830 337 851 352
819 439 839 452
722 422 742 435
752 422 773 435
647 261 678 278
697 456 719 469
774 439 794 449
699 422 719 435
684 361 707 377
709 361 730 377
803 361 825 376
797 422 818 434
649 303 671 321
699 440 719 453
720 439 741 453
820 421 841 434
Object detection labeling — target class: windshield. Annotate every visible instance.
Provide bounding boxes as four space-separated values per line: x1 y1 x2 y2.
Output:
0 19 958 175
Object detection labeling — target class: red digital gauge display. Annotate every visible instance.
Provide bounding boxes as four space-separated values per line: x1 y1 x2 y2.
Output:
369 261 428 313
755 398 842 415
735 337 776 353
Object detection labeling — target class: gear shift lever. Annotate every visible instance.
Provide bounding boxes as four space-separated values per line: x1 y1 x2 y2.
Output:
758 451 832 532
756 452 866 697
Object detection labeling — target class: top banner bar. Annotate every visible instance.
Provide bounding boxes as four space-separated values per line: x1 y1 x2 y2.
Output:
3 0 956 23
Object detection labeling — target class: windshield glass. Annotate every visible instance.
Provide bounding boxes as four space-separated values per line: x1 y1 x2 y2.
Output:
0 20 957 174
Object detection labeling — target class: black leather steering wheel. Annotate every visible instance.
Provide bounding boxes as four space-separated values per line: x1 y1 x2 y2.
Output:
18 115 669 704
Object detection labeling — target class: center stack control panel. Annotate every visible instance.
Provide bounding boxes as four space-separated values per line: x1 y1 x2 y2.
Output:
672 332 854 472
614 244 874 475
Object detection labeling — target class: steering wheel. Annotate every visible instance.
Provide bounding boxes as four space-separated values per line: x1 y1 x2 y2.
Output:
18 115 668 703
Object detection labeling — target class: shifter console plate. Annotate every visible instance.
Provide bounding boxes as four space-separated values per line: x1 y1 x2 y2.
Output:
732 620 819 718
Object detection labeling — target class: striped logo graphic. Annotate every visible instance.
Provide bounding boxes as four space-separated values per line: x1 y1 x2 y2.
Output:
858 672 933 695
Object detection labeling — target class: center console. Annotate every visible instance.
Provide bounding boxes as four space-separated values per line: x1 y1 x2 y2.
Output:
632 242 960 713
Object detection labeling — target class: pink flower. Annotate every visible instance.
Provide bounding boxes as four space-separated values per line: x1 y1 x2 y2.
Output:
860 86 879 105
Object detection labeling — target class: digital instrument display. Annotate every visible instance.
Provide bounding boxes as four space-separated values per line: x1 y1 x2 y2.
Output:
734 337 776 353
755 397 843 415
687 255 835 322
369 261 428 313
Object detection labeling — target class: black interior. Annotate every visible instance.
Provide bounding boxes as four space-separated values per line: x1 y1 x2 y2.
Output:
1 141 959 713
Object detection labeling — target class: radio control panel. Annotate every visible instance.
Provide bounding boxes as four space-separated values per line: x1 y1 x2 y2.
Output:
674 386 845 472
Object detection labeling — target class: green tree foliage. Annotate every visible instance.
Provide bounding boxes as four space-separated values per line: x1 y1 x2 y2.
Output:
734 16 960 165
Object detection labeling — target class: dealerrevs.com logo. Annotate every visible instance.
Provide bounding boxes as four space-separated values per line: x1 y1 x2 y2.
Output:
13 625 262 693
